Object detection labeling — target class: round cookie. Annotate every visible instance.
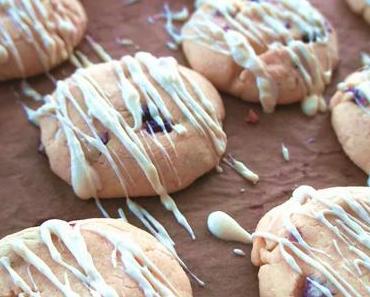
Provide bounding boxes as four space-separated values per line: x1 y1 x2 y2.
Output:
251 185 370 297
346 0 370 24
330 66 370 175
181 0 339 115
0 218 192 296
0 0 87 81
30 52 227 199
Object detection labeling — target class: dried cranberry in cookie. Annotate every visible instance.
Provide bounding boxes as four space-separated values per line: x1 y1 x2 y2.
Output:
330 66 370 176
0 218 192 296
0 0 87 80
30 52 227 200
182 0 339 116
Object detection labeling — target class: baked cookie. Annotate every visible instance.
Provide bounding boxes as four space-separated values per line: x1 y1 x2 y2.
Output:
0 218 192 296
330 66 370 175
0 0 87 81
346 0 370 24
182 0 339 115
251 185 370 297
29 52 227 199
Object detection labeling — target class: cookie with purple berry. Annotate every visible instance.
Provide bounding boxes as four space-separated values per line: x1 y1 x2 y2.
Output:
251 185 370 297
346 0 370 24
181 0 339 116
330 66 370 176
29 52 227 199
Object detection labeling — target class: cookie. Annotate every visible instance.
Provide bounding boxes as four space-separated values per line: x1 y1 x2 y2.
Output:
346 0 370 24
251 185 370 297
330 66 370 175
0 218 192 296
181 0 339 115
30 52 227 199
0 0 87 81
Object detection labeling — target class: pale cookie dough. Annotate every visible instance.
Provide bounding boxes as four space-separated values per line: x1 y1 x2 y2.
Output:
30 52 227 199
346 0 370 24
182 0 339 116
330 66 370 175
0 0 87 80
251 185 370 297
0 218 192 297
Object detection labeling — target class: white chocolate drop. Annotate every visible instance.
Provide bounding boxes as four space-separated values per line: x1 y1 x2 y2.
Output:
207 211 253 244
232 248 246 257
281 143 290 161
223 155 259 184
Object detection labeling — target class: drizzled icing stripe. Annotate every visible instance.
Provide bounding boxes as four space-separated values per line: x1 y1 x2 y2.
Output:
0 0 80 77
207 186 370 296
0 219 181 296
30 52 226 238
182 0 336 115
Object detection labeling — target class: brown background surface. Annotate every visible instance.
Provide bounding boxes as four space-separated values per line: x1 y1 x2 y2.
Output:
0 0 369 296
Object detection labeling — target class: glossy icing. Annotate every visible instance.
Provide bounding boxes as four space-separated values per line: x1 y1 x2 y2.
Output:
182 0 336 115
0 219 181 296
0 0 80 77
208 186 370 296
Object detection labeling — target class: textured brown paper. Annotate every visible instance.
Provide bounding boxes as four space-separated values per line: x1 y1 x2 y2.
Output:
0 0 369 296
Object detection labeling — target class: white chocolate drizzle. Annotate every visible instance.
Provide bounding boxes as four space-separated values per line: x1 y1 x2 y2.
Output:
27 52 226 239
208 186 370 296
21 81 43 102
281 143 290 161
223 155 259 184
163 4 189 45
86 35 113 63
0 0 80 78
0 219 182 296
182 0 335 115
127 199 205 286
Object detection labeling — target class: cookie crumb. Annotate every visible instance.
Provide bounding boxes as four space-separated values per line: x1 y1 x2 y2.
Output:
245 109 259 124
116 38 139 49
233 249 246 257
307 137 316 144
240 188 246 193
